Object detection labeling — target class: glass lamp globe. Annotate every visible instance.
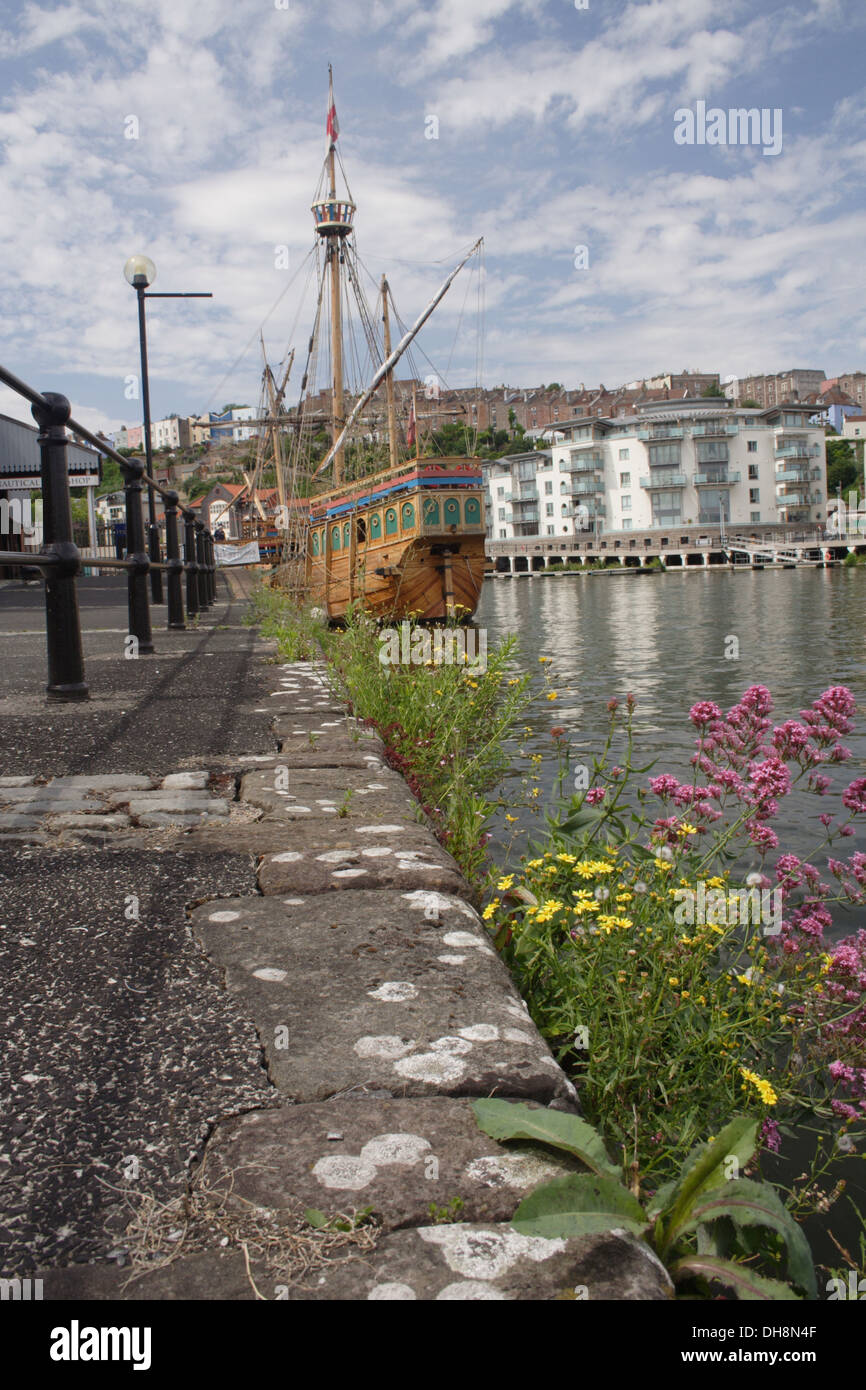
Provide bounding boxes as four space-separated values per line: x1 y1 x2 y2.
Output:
123 255 157 287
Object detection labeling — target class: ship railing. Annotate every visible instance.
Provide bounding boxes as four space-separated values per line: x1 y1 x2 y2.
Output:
0 362 217 702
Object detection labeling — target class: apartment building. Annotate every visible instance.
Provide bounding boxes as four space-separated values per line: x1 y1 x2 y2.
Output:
737 369 826 406
484 400 827 542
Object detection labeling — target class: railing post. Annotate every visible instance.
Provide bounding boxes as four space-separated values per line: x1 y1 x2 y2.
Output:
206 531 216 604
184 512 199 616
121 457 154 654
195 521 210 610
164 490 185 630
31 392 89 701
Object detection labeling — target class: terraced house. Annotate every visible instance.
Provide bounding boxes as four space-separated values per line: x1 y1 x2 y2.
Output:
485 398 827 569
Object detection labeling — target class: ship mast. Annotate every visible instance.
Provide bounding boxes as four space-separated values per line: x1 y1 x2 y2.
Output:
312 66 355 490
380 275 398 472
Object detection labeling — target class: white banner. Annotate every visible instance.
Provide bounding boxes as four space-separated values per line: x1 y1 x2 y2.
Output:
214 541 262 566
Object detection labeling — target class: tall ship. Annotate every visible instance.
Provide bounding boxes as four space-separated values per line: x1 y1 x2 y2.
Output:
250 68 488 621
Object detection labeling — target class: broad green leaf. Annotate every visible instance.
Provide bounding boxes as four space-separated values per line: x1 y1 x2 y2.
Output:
472 1098 620 1178
670 1254 800 1301
511 1173 649 1240
651 1116 757 1238
676 1178 816 1299
304 1208 328 1229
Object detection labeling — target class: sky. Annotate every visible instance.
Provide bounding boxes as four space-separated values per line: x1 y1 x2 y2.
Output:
0 0 864 438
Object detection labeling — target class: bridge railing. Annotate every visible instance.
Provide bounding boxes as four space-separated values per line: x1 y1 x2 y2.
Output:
0 363 216 702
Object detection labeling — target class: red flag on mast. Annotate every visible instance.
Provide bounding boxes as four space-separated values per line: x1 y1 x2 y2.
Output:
407 401 416 449
326 67 339 151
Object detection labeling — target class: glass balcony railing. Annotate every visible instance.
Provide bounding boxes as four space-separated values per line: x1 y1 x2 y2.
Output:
775 466 809 483
512 488 538 504
777 494 808 508
570 477 604 495
561 451 604 471
691 422 738 437
512 507 539 524
637 425 684 440
775 444 815 459
693 471 740 486
640 472 688 489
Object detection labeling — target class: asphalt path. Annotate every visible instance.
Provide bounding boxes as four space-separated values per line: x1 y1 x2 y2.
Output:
0 570 279 1273
0 574 275 776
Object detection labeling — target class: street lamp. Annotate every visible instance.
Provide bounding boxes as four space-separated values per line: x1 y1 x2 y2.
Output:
124 255 212 603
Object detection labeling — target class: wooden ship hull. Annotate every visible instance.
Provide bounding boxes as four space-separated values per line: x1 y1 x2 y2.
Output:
303 459 487 620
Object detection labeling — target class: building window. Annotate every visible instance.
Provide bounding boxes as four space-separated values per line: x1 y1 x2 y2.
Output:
546 525 554 535
620 471 631 488
545 503 554 517
622 518 632 530
497 486 505 498
748 464 758 480
619 447 630 460
498 508 506 521
750 511 760 524
622 495 631 511
544 480 553 495
747 440 757 453
749 489 760 504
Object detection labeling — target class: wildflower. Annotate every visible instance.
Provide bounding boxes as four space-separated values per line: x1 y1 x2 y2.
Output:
481 900 500 921
668 977 680 987
689 700 722 727
547 692 558 702
526 858 543 869
538 656 552 664
842 777 866 815
550 726 565 739
649 774 680 799
586 788 606 805
496 875 515 892
505 814 517 823
739 1067 778 1106
759 1118 781 1153
677 822 698 837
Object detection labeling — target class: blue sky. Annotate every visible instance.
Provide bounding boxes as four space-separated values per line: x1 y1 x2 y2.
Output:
0 0 863 437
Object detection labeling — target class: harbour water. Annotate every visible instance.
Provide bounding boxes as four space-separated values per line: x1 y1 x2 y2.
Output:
478 567 866 932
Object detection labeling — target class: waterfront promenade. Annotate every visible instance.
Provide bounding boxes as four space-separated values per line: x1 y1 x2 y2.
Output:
0 572 669 1300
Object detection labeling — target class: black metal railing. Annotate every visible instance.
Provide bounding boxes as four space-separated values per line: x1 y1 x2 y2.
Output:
0 363 216 702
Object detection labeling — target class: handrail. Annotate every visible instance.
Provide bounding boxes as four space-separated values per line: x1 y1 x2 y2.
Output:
0 361 217 700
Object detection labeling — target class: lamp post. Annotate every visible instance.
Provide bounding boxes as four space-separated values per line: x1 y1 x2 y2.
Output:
123 256 212 603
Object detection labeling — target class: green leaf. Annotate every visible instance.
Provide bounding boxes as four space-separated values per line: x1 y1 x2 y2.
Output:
676 1179 816 1299
670 1254 800 1301
511 1173 649 1240
651 1116 757 1235
472 1098 620 1178
304 1208 328 1229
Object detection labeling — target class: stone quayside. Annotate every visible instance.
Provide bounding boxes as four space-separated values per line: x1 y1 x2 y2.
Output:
7 625 670 1300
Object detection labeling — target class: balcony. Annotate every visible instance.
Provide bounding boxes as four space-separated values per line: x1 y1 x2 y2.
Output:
561 451 604 472
512 488 538 505
693 471 740 486
691 422 738 437
640 472 688 489
512 507 539 524
776 493 808 508
637 425 684 440
775 465 809 483
570 477 604 496
775 444 815 460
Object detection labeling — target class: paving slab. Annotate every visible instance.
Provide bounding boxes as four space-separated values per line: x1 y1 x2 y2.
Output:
284 1224 674 1300
204 1098 573 1231
240 766 421 824
257 825 465 895
189 890 576 1107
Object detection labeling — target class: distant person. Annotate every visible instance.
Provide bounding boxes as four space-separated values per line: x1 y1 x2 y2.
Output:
112 519 126 559
214 527 226 541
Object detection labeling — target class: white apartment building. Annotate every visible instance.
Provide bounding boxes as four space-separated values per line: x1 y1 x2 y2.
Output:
151 416 181 450
485 400 826 542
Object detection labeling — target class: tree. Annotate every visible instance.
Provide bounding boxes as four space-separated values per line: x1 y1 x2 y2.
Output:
97 458 125 497
826 438 860 497
701 383 727 398
740 398 761 408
